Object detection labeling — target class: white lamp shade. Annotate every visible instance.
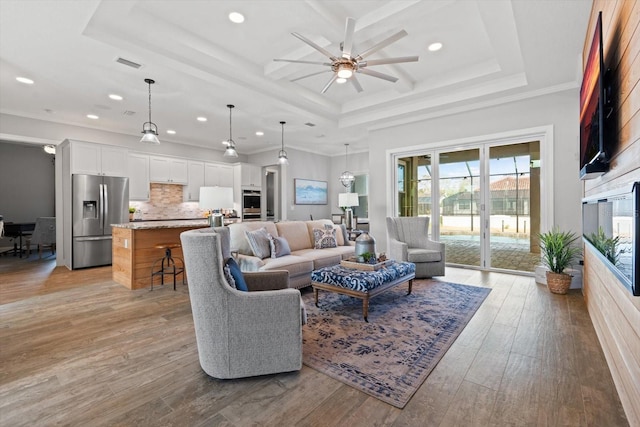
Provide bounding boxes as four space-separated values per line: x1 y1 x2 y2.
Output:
199 186 234 210
338 192 359 207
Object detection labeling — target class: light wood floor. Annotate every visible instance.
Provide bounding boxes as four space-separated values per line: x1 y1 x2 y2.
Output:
0 254 629 426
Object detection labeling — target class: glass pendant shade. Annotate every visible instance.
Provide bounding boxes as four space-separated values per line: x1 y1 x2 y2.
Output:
339 143 355 188
277 121 289 165
223 104 238 157
140 78 160 144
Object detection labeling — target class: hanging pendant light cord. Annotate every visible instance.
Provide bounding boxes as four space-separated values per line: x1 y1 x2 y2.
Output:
281 122 285 150
228 105 233 143
147 81 152 124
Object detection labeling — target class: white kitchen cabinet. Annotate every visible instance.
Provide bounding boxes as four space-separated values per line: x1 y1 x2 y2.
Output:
149 156 188 184
71 141 128 177
185 161 205 201
204 163 234 188
240 163 262 188
128 153 150 200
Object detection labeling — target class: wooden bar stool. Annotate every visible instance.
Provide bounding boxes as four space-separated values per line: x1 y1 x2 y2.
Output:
150 243 186 291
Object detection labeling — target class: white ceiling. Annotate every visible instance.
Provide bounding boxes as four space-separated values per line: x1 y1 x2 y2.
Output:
0 0 591 156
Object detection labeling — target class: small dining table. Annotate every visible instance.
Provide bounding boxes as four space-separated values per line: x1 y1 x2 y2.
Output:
3 222 35 258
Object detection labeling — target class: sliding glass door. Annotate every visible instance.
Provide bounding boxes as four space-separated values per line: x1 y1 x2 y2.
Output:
396 141 541 273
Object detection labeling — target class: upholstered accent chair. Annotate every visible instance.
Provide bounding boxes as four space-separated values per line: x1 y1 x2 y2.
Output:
180 227 303 379
28 217 56 258
386 216 445 278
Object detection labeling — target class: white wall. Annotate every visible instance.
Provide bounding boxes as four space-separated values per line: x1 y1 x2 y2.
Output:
367 90 581 252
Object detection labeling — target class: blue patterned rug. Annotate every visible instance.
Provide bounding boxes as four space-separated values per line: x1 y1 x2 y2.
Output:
302 279 490 408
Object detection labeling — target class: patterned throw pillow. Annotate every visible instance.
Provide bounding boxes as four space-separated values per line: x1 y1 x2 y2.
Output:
245 227 271 259
225 257 248 292
223 263 236 289
313 227 337 249
268 233 291 258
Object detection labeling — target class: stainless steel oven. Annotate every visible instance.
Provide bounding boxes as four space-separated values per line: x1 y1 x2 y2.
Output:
242 190 262 221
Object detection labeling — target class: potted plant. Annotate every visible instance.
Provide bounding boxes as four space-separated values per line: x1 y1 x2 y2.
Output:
128 207 136 222
538 227 582 294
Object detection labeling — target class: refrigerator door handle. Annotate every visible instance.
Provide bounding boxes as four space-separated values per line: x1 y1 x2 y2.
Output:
75 236 113 242
103 183 109 231
99 183 105 230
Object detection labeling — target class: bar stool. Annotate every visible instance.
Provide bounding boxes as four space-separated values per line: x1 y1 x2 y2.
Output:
150 243 186 291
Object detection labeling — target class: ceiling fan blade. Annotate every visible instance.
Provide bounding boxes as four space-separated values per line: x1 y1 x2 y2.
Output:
291 32 337 61
291 70 332 82
342 17 356 59
274 59 332 66
357 67 398 82
358 56 419 67
350 75 363 93
321 73 339 94
355 30 408 60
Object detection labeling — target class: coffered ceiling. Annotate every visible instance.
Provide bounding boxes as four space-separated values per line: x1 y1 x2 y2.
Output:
0 0 591 156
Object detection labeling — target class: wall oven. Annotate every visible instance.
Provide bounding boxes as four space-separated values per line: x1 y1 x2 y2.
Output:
242 190 262 221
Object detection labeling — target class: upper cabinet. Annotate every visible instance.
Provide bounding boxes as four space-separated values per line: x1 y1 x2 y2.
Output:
205 163 234 188
149 156 188 184
71 141 128 177
185 161 205 201
128 153 150 201
239 163 262 188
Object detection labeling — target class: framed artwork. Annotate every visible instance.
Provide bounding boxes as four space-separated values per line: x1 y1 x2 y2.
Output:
294 179 328 205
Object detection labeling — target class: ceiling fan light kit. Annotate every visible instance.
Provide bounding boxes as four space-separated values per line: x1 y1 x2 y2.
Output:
274 17 418 93
140 78 160 144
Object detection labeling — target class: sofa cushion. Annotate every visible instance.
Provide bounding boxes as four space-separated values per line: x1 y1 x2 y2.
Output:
323 245 355 259
407 248 442 263
225 257 248 291
259 255 314 276
268 234 291 258
313 227 337 249
276 221 312 251
245 227 271 259
293 249 342 269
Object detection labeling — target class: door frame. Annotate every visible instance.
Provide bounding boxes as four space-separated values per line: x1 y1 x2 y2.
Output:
386 125 554 271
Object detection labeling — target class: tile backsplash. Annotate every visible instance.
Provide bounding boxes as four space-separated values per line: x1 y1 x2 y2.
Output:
128 183 205 220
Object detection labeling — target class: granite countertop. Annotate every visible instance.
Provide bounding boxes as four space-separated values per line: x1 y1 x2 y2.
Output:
112 219 210 230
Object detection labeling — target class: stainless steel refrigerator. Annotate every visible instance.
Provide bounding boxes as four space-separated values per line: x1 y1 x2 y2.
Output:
72 174 129 269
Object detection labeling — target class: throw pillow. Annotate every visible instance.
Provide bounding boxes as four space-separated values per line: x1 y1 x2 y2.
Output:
245 227 271 259
268 233 291 258
313 227 337 249
223 263 236 289
225 257 248 292
338 224 350 245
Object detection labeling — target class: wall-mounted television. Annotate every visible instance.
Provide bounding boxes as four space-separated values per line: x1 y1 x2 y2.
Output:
579 11 609 180
582 182 639 296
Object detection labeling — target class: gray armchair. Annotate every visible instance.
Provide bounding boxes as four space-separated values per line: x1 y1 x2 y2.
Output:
386 216 445 278
180 227 303 379
29 217 56 258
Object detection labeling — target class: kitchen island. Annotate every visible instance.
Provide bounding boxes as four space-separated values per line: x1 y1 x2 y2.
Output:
112 220 209 290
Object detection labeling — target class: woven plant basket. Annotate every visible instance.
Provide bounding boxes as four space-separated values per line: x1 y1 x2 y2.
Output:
546 271 571 294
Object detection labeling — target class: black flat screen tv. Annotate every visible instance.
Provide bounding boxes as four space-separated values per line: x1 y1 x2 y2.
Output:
579 11 608 180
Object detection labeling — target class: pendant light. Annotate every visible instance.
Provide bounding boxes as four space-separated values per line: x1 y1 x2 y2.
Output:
277 121 289 165
339 143 355 188
140 78 160 144
224 104 238 157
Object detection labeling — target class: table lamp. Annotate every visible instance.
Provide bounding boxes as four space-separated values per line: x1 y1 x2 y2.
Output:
338 192 359 230
199 186 234 227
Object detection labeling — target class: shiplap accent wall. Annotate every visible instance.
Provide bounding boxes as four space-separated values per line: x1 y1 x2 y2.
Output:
582 1 640 425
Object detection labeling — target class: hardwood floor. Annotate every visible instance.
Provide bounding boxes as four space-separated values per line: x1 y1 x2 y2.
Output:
0 255 629 426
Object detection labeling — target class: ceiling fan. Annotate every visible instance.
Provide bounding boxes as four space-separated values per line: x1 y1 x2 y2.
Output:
274 17 419 94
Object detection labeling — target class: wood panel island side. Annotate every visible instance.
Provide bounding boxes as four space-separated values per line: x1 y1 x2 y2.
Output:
112 220 209 290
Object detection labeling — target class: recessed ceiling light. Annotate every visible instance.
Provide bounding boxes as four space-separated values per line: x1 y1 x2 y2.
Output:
197 116 207 122
166 129 176 135
228 12 245 23
428 42 443 52
87 114 99 119
109 94 123 101
16 76 34 85
336 77 347 84
255 131 264 136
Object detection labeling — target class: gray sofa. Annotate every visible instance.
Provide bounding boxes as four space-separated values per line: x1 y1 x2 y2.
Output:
180 227 303 379
229 219 355 289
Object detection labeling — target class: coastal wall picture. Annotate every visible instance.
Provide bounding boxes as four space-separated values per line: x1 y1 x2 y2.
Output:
294 179 328 205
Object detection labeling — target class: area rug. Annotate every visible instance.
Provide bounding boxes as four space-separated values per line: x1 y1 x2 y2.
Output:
302 279 490 408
